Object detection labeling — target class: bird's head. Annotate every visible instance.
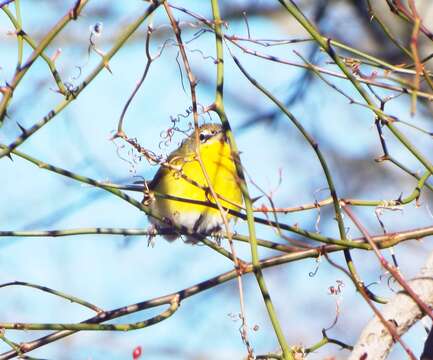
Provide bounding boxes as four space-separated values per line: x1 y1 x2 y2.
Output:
196 123 224 144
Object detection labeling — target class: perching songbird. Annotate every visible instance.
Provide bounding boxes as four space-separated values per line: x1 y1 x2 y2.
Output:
145 123 243 242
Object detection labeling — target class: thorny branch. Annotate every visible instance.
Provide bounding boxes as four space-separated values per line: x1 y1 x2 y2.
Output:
2 1 433 359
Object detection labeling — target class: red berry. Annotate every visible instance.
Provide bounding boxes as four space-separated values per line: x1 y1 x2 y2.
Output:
132 345 142 359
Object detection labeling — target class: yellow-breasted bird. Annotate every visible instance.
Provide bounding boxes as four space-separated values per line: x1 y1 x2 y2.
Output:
145 123 242 242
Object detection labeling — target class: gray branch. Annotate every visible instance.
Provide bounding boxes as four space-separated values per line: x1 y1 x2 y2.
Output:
349 252 433 360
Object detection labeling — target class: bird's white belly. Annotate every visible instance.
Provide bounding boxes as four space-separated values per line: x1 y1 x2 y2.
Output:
149 205 224 242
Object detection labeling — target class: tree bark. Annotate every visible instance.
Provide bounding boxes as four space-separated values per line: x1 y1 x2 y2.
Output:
349 252 433 360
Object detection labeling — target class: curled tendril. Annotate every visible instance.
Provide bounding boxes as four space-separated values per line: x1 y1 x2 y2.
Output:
89 22 103 47
158 107 194 149
190 48 217 63
386 274 399 294
90 22 103 37
309 255 321 277
186 28 208 45
365 280 381 289
325 280 344 332
312 187 330 234
113 140 136 173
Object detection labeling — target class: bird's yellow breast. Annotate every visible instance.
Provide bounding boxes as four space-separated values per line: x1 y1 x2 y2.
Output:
150 138 242 223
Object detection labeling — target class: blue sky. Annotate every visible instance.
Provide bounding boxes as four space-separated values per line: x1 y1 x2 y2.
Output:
1 1 433 359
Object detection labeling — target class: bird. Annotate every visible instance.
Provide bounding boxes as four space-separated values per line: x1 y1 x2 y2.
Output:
144 123 243 242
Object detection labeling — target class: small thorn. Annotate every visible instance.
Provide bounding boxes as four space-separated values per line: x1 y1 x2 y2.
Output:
16 122 27 135
395 192 403 205
374 155 389 163
251 195 263 203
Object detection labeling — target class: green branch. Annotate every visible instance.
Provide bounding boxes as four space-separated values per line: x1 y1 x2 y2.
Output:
211 1 292 358
2 5 67 94
0 297 179 331
277 0 433 306
0 281 103 313
277 0 433 176
0 0 89 123
0 1 162 159
3 225 433 359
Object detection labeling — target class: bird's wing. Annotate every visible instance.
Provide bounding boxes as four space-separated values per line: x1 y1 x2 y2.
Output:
148 164 167 190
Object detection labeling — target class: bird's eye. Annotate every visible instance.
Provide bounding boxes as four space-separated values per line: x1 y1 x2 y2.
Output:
199 133 206 142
